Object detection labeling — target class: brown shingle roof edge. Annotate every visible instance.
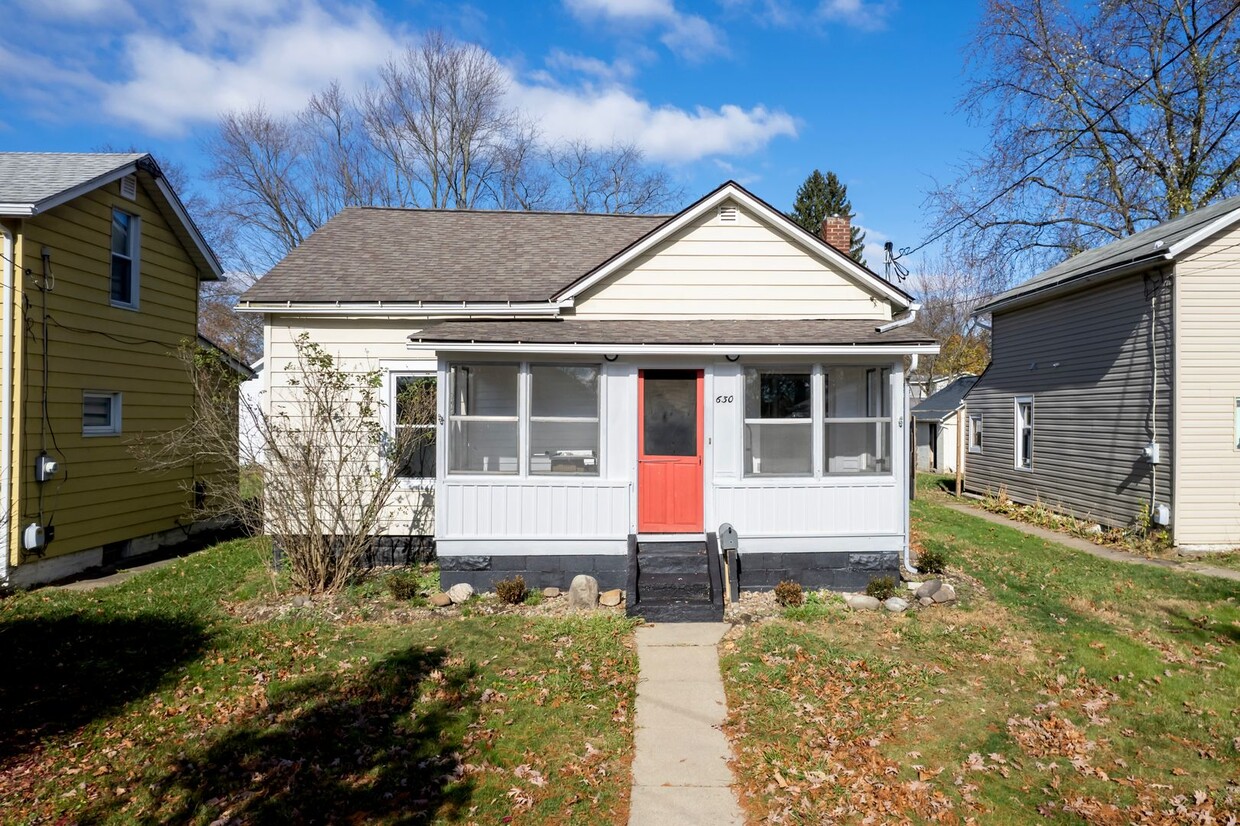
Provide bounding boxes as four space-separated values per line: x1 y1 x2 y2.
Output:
408 318 935 346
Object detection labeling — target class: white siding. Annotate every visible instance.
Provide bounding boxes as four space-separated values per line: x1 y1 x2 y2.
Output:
572 201 894 320
1175 230 1240 547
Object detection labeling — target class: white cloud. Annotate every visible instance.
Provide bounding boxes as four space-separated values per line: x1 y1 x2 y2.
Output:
15 0 133 21
817 0 896 31
544 49 641 84
102 3 399 135
563 0 726 61
509 77 797 163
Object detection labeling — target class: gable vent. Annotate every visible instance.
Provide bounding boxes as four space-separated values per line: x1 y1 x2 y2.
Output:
119 175 137 200
718 204 738 223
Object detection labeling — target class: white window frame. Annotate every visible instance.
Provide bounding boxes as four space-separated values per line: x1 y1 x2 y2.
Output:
391 372 437 482
528 364 601 477
742 366 813 478
1014 396 1034 470
448 363 521 475
821 365 894 477
83 391 122 436
110 208 140 310
1234 398 1240 450
968 413 983 453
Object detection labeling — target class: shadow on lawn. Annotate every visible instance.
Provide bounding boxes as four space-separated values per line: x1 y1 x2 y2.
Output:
0 614 209 763
83 646 476 825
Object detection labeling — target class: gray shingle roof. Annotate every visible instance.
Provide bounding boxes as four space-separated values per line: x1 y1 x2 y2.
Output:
979 193 1240 312
409 318 935 346
0 152 146 208
240 208 671 304
912 375 978 421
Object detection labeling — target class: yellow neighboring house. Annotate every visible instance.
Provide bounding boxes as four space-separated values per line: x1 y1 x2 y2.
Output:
0 152 225 588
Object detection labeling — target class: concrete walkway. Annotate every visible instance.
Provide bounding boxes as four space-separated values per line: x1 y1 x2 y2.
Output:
629 623 743 826
944 501 1240 582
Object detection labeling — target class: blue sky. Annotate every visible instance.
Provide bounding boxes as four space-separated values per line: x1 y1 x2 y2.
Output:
0 0 987 267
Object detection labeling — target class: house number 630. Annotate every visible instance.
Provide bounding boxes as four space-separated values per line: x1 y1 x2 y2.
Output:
715 395 734 404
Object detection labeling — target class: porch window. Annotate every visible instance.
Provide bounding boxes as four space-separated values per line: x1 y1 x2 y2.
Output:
743 368 812 476
448 364 519 474
530 365 600 475
968 414 983 453
393 374 436 478
823 366 892 475
1014 396 1034 469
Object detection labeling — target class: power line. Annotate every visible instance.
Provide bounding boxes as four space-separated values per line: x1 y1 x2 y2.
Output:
900 0 1240 260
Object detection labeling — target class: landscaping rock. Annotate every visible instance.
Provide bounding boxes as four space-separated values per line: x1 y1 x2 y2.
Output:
542 587 562 598
918 597 934 607
599 588 623 607
884 597 909 613
844 594 881 610
446 583 474 604
568 575 599 610
931 582 957 604
915 579 943 600
429 592 453 608
906 581 921 592
291 595 309 607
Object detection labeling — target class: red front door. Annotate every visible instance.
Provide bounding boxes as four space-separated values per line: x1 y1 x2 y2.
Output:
637 369 704 533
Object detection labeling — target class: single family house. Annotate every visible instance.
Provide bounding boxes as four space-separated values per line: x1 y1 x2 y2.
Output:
0 152 227 588
239 182 938 617
913 374 977 473
964 193 1240 550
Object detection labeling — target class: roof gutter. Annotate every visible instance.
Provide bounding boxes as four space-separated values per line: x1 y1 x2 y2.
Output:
975 254 1170 316
876 301 921 333
407 341 941 356
236 300 565 317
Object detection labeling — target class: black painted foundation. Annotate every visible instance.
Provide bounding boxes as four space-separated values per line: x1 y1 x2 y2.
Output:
437 549 899 593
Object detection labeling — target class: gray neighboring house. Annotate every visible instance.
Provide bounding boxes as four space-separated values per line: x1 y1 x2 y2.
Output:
964 194 1240 550
913 375 978 473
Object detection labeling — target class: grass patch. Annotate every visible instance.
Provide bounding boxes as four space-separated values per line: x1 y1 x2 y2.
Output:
0 540 638 824
722 477 1240 823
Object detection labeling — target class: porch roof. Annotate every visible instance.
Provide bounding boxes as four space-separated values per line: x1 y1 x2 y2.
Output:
409 318 936 348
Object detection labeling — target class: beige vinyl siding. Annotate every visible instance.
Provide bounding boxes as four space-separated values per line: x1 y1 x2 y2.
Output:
266 315 437 534
572 202 893 320
1173 229 1240 547
13 180 201 562
965 272 1173 530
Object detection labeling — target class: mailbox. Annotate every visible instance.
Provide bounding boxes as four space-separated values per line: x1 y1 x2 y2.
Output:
718 522 739 552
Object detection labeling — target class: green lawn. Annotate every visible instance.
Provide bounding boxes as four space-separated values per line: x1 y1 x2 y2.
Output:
721 476 1239 824
0 540 637 825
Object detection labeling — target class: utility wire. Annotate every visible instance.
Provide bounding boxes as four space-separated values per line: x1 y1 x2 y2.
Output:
899 0 1240 260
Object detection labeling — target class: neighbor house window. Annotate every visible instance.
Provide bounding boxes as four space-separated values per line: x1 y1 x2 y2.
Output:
1014 396 1034 469
824 366 892 475
968 414 983 453
529 365 600 475
743 368 812 476
110 208 139 308
393 374 436 479
83 391 121 436
448 364 519 474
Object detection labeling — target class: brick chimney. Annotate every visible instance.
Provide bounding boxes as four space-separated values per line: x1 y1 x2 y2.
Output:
821 214 851 255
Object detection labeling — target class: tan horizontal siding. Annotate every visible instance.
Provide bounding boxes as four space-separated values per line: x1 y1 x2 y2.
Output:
965 272 1173 530
573 202 893 320
1172 229 1240 546
12 179 202 564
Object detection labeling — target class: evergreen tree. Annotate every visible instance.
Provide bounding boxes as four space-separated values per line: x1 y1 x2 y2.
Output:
788 169 866 264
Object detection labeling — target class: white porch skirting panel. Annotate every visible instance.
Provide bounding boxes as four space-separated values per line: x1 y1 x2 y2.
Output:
712 480 900 536
440 479 630 539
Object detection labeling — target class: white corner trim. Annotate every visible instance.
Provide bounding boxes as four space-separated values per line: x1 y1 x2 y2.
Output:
1166 207 1240 258
553 183 914 310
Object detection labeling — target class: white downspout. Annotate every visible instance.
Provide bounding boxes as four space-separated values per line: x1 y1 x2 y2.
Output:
1 227 13 587
903 353 919 574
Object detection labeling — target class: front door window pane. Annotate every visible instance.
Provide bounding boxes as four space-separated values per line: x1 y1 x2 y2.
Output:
643 370 697 457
